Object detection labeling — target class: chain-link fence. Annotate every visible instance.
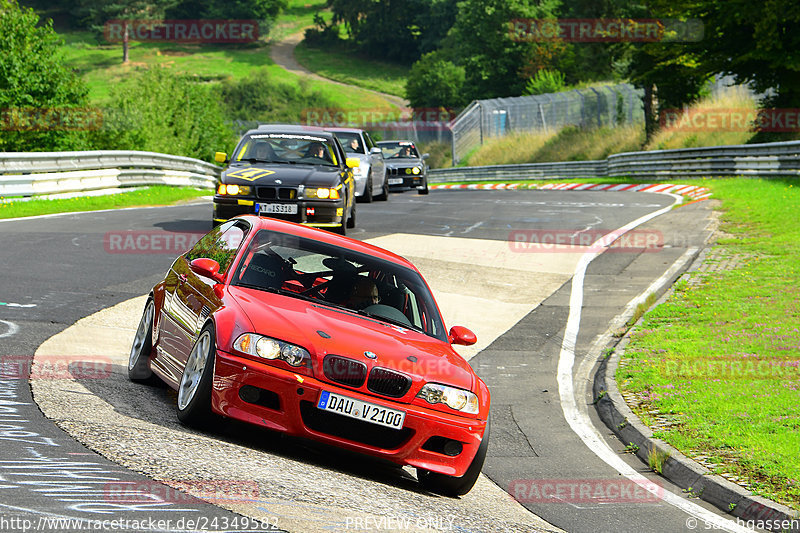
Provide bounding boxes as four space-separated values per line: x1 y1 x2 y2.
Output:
451 83 644 164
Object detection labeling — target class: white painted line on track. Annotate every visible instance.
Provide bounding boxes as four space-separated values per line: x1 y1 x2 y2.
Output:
557 194 751 533
0 320 19 339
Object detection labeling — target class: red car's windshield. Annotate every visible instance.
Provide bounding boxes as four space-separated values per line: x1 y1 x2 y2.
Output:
232 229 447 341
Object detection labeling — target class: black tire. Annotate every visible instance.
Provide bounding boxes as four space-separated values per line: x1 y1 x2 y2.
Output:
128 299 155 382
374 171 389 201
176 325 216 427
358 177 373 203
417 176 429 195
347 202 356 228
418 415 490 497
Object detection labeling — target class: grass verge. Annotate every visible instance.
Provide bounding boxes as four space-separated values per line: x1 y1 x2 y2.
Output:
294 41 409 97
616 178 800 510
0 186 210 219
464 124 645 166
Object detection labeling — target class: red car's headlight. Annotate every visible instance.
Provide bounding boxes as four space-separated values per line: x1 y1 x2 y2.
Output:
416 383 479 414
233 333 310 368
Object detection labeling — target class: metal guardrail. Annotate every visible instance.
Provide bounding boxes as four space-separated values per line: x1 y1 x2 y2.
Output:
0 151 220 198
431 140 800 182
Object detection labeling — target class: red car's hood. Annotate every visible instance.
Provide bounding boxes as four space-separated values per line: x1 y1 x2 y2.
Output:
227 286 475 396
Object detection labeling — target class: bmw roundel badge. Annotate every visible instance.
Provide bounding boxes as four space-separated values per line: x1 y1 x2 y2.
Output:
364 351 377 360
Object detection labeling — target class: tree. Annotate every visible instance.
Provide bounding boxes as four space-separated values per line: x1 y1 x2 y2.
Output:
167 0 287 22
0 0 89 151
97 67 234 161
524 69 567 95
442 0 562 101
78 0 177 63
678 0 800 108
405 52 466 109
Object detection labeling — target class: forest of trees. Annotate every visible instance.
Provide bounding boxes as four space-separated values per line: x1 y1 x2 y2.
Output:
311 0 799 133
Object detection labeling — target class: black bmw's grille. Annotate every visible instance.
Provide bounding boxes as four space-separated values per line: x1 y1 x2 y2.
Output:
323 355 367 388
367 367 412 398
256 187 296 200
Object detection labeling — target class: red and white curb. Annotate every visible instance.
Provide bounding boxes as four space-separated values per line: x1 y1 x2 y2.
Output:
431 182 712 200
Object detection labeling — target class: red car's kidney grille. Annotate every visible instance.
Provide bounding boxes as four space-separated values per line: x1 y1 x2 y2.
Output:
299 401 414 449
323 355 367 388
367 367 412 398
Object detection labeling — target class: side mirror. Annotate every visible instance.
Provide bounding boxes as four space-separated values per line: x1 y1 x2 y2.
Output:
190 258 224 283
448 326 477 346
346 157 361 168
370 147 382 155
214 152 227 164
422 153 430 160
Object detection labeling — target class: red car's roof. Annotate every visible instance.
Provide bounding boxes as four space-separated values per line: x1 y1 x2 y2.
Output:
233 215 418 272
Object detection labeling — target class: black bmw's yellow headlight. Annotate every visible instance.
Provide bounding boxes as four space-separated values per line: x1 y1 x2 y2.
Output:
217 184 252 196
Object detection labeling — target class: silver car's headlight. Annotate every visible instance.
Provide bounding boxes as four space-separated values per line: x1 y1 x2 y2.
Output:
416 383 479 414
352 164 368 177
233 333 310 367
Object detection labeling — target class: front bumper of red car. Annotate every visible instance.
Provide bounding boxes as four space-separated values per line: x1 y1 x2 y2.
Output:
212 349 487 477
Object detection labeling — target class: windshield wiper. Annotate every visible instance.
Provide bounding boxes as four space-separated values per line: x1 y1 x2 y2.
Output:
237 283 319 303
355 309 424 333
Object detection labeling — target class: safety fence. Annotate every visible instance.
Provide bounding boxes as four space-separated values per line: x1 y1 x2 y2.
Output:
451 84 644 164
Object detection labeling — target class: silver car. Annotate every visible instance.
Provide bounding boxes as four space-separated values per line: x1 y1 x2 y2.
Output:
327 128 389 202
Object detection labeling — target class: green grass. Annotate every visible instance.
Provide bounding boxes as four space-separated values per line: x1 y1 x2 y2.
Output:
60 32 398 112
0 186 210 219
616 178 800 509
464 125 645 166
294 41 409 97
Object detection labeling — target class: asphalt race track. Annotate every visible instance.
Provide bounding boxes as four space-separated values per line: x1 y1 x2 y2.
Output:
0 189 747 532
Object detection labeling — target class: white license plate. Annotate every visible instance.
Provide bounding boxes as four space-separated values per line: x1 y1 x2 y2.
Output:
258 203 298 215
388 178 403 185
317 391 405 430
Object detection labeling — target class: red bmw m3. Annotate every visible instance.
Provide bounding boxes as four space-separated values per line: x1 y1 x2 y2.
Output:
128 215 490 496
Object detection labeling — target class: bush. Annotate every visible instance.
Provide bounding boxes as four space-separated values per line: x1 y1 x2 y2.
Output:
92 67 235 162
0 0 90 151
217 67 337 125
524 70 567 96
405 52 466 109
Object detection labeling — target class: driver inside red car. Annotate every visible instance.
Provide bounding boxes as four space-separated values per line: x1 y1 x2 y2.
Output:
346 277 380 310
